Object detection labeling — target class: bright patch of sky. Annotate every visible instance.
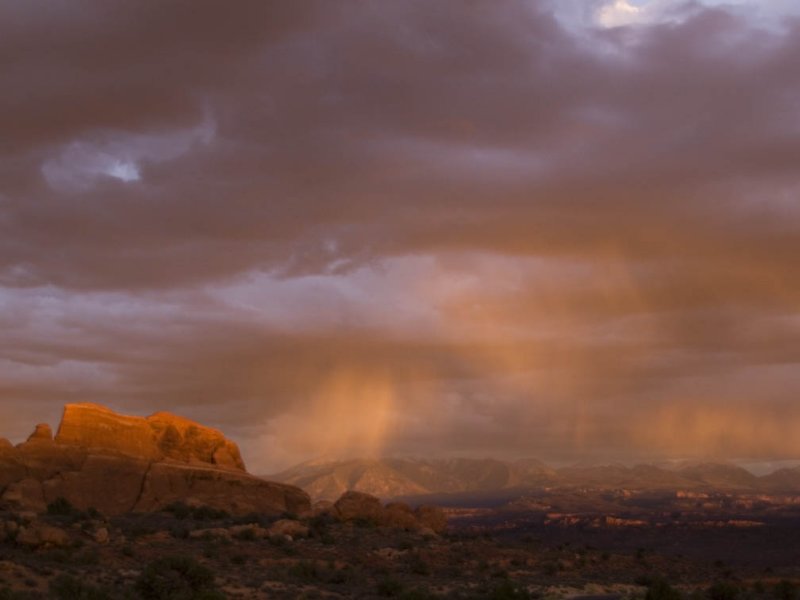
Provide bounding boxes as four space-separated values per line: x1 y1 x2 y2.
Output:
548 0 800 31
41 112 215 192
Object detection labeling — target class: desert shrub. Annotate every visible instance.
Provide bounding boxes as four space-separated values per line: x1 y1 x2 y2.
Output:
406 552 431 576
317 531 335 545
354 517 378 529
399 588 438 600
377 577 405 597
127 525 155 539
163 503 228 521
43 548 73 564
646 579 683 600
774 581 798 600
540 560 560 576
708 581 740 600
231 513 271 528
170 525 190 540
308 513 334 540
289 560 319 582
233 528 257 541
193 506 228 521
162 502 191 520
283 560 354 585
230 554 247 566
49 574 109 600
74 548 100 566
488 580 531 600
268 534 287 548
397 539 415 551
47 497 76 516
326 565 355 585
491 568 509 579
135 556 223 600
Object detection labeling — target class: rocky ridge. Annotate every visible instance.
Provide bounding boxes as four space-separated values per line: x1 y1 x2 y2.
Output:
0 403 309 516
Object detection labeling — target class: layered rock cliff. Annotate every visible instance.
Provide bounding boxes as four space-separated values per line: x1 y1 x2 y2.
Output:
0 404 309 516
54 403 245 470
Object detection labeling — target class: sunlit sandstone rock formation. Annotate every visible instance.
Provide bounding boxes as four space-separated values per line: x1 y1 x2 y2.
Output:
54 403 245 469
0 403 309 516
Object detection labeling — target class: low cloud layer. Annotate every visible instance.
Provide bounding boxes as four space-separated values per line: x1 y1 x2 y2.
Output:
1 0 799 472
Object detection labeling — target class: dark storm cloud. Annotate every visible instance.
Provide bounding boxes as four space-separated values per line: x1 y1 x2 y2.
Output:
1 0 799 470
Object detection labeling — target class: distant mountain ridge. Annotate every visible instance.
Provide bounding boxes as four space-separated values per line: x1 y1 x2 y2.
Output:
268 457 800 501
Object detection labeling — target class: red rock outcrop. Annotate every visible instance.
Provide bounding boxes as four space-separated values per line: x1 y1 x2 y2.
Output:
332 490 448 533
0 403 309 516
382 501 420 530
27 424 53 443
334 490 384 522
55 403 245 470
415 504 448 533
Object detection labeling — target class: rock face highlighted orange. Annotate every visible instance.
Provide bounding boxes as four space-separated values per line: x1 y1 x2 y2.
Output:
27 424 53 443
54 403 245 470
0 403 309 517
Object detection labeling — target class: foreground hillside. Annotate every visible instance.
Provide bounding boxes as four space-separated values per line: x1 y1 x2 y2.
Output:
2 485 800 598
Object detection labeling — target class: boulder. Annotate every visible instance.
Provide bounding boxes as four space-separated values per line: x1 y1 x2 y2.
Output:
16 523 70 548
334 491 384 523
330 491 448 533
15 526 38 547
39 524 70 546
92 527 109 544
268 519 309 539
381 502 419 530
415 505 447 533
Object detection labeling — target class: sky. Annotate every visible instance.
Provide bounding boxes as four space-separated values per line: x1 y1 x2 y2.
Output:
1 0 799 473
